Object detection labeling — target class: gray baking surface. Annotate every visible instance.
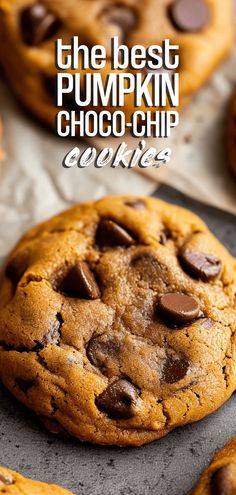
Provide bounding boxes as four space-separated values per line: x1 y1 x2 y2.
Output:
0 185 235 495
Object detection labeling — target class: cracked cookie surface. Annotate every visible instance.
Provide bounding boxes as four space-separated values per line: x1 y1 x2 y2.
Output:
0 196 236 447
0 465 73 494
0 0 233 129
191 436 236 494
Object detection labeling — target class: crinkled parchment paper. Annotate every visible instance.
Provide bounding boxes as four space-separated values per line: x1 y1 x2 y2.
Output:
0 39 235 261
94 44 236 215
0 77 153 260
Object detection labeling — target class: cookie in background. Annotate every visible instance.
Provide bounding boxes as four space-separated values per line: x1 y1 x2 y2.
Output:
0 465 74 494
191 436 236 494
0 0 234 129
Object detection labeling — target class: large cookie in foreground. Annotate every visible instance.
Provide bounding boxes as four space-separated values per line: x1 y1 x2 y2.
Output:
226 85 236 178
0 196 236 447
0 0 234 129
191 436 236 494
0 465 73 494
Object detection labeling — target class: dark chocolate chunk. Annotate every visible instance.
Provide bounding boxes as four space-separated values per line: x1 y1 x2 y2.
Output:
211 465 234 495
180 249 221 281
20 3 60 46
6 251 29 285
96 219 135 248
158 293 200 325
103 6 137 40
87 334 120 373
0 473 14 485
169 0 210 33
124 200 146 210
162 355 189 384
60 262 100 299
96 379 139 419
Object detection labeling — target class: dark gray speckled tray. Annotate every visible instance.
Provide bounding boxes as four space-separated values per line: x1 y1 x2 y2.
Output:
0 185 235 495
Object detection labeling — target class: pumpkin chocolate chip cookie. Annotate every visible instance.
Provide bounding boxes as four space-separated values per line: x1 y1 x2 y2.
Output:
0 0 234 129
0 465 73 494
191 436 236 494
0 196 235 446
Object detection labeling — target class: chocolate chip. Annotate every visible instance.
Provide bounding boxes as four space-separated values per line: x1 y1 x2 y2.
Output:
124 200 146 210
16 378 35 394
96 379 140 419
6 251 29 285
169 0 210 33
211 465 234 495
179 249 221 282
162 355 189 384
103 6 137 40
60 262 100 299
0 473 14 485
96 219 135 248
20 3 60 46
87 334 120 373
158 293 200 325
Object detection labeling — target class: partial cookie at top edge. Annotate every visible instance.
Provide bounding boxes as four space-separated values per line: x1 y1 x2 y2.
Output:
0 0 234 129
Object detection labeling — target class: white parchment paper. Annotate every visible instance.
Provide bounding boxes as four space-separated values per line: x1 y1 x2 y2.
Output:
0 77 153 260
94 45 236 215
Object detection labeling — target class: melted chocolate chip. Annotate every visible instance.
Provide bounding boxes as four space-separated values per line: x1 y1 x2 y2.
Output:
96 379 139 419
0 473 14 485
60 262 100 299
158 293 200 325
103 6 137 41
162 355 189 384
16 378 35 394
96 219 135 248
87 334 120 374
179 249 221 282
20 3 60 46
124 200 146 210
6 251 29 285
211 465 234 495
169 0 210 33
